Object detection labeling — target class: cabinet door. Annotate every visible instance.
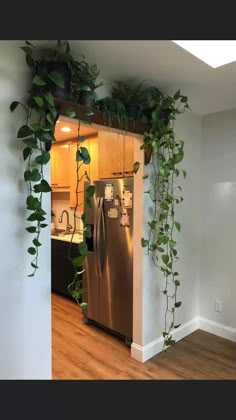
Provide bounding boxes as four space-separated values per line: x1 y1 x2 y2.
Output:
98 131 123 179
123 135 134 177
51 143 70 189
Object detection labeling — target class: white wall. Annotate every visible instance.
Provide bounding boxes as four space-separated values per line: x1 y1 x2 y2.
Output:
0 41 51 379
200 109 236 329
140 112 202 353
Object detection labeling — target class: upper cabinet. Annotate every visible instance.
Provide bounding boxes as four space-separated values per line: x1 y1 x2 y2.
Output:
51 143 71 190
98 130 134 179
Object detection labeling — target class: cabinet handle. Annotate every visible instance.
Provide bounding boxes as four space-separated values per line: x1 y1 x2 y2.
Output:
51 183 58 186
124 171 133 174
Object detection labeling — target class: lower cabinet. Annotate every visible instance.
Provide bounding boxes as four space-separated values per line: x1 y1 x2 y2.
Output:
51 239 82 301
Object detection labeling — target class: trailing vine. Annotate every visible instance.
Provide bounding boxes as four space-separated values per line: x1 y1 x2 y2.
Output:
134 88 190 350
65 109 95 307
10 76 61 276
10 41 96 291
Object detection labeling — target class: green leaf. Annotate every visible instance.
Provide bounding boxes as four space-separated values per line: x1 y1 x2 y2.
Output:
35 152 50 165
72 255 86 267
169 239 177 249
26 226 37 233
33 96 44 108
174 280 181 287
160 202 169 211
175 221 181 232
27 213 37 222
23 147 32 161
40 223 48 228
182 170 187 179
173 150 184 164
142 174 149 180
173 89 180 100
33 238 42 247
133 162 140 174
20 46 33 55
32 75 46 86
80 147 91 164
86 185 95 198
31 262 39 269
79 135 86 143
174 324 181 329
24 169 41 182
180 95 188 103
80 302 88 309
27 247 36 255
165 339 176 347
81 213 86 226
84 110 94 117
175 301 182 308
48 71 64 88
33 180 52 193
10 101 20 112
148 220 157 230
46 112 54 125
162 254 169 265
159 165 170 177
65 107 76 118
81 85 91 92
157 246 164 252
22 137 38 149
82 118 92 126
44 92 55 107
78 241 88 256
26 195 41 211
141 238 149 248
162 332 168 337
17 125 32 138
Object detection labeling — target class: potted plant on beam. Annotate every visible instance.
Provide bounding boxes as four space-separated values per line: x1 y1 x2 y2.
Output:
72 58 103 107
111 80 148 121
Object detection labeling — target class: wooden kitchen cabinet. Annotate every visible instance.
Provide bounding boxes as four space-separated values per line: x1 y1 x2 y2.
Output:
123 135 134 176
51 143 71 189
98 130 134 179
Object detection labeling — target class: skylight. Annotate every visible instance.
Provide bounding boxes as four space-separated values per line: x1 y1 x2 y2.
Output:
172 41 236 68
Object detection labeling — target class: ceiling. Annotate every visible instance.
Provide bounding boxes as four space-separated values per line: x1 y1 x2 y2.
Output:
67 40 236 116
55 115 97 142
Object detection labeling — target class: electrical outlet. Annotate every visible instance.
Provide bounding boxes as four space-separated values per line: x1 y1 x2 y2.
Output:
215 299 222 312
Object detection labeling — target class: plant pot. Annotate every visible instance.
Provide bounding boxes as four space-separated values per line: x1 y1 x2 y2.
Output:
126 103 140 120
78 91 95 107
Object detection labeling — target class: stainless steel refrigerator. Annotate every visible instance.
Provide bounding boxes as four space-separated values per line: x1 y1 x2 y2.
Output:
82 178 133 342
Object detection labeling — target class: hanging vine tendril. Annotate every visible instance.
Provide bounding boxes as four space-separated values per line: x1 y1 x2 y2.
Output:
134 88 190 350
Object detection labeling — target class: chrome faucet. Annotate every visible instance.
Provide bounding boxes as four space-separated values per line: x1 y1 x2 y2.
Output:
58 210 73 232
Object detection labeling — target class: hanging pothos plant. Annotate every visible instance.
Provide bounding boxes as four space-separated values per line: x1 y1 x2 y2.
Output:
10 42 95 308
133 86 190 350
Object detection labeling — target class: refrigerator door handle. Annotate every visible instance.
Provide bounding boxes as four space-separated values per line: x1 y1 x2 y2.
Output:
97 197 105 278
93 196 100 278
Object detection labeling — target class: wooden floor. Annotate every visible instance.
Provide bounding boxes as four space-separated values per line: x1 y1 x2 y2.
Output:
52 293 236 380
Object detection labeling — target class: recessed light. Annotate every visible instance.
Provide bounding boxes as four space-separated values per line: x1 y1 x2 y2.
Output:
61 126 72 132
56 120 60 123
172 40 236 68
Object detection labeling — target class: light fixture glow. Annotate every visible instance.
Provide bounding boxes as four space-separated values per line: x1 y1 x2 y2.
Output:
61 126 72 132
173 40 236 68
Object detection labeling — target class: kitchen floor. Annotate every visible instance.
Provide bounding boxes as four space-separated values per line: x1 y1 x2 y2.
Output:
52 293 236 380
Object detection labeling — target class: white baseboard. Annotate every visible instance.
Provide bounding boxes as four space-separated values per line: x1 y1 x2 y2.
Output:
199 317 236 343
131 316 236 363
131 316 199 363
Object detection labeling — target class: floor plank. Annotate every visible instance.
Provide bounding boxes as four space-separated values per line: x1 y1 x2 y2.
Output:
52 293 236 380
